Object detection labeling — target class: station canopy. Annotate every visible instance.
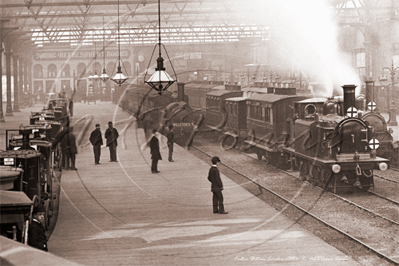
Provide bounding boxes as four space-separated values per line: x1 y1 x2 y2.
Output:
0 0 354 47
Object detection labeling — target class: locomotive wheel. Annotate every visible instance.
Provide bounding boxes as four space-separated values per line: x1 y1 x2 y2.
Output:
44 199 52 231
220 133 237 151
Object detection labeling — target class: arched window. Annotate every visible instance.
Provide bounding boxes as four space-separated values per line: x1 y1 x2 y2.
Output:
76 62 87 78
33 64 43 78
93 62 102 75
61 64 71 78
48 64 57 78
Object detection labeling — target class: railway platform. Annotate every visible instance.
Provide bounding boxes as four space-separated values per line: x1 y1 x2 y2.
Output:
1 101 385 266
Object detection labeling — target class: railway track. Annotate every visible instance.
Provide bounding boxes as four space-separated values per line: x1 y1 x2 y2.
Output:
374 168 399 185
190 137 399 266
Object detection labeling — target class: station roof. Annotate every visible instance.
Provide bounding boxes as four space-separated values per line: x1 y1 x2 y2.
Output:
0 0 363 48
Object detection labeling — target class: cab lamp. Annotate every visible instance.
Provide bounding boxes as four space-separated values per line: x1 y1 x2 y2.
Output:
379 162 388 171
4 158 15 165
393 142 399 149
332 164 341 173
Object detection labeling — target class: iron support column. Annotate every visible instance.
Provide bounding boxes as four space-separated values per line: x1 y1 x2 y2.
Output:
5 50 13 116
13 54 20 112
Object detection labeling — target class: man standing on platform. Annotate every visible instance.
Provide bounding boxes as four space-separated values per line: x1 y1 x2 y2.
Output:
61 127 78 170
150 129 162 173
105 121 119 162
90 124 103 165
166 124 176 162
28 206 48 251
69 87 76 117
208 156 228 214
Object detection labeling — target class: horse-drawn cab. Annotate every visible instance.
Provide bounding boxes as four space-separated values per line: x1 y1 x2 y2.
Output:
1 128 55 233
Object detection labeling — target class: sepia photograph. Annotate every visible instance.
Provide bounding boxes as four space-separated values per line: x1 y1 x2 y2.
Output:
0 0 399 265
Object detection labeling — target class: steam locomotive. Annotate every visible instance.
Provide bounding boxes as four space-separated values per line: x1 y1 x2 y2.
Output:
114 81 397 192
281 85 390 192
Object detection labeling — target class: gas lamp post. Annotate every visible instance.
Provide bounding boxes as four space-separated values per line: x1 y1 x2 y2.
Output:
380 61 398 126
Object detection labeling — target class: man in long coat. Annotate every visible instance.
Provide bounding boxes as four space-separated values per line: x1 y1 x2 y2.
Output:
105 121 119 162
61 127 78 170
90 124 103 165
208 156 228 214
150 129 162 173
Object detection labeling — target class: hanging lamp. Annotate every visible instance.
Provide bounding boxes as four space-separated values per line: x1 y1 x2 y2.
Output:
111 0 128 86
100 16 109 83
144 0 177 95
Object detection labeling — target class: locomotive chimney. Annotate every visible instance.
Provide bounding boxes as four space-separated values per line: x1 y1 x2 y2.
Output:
364 80 374 106
342 84 357 116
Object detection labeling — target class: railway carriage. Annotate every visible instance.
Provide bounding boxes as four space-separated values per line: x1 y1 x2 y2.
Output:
184 81 224 109
205 89 243 129
243 92 309 164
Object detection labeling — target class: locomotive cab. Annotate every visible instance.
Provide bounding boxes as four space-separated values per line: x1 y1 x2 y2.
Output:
294 98 327 120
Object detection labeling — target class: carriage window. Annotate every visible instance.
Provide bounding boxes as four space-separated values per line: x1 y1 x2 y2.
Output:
262 107 265 121
257 106 262 120
270 109 273 124
265 107 271 123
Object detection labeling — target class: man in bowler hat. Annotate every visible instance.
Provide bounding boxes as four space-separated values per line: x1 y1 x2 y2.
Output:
28 206 48 251
90 124 103 165
208 156 228 214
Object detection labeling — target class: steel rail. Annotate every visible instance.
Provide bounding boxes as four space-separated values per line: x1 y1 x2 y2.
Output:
192 144 399 266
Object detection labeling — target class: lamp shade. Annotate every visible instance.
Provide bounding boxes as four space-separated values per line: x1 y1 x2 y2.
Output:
92 72 99 81
111 66 128 86
100 68 109 83
145 56 175 94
